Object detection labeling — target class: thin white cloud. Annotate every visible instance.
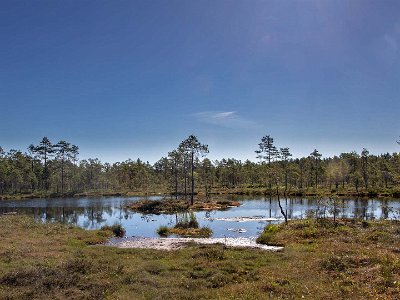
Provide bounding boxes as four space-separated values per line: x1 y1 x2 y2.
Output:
384 33 398 52
374 22 400 65
213 111 236 120
193 111 258 129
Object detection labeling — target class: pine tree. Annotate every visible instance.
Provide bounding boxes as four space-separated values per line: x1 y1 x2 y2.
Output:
179 135 209 205
29 137 54 191
255 135 278 193
310 149 322 188
54 141 79 194
280 147 292 195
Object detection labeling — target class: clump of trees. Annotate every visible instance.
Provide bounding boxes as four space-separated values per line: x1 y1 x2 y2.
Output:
0 135 399 197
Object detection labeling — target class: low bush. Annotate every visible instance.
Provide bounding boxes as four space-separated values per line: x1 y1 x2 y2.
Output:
256 224 279 245
157 226 170 237
321 255 347 272
101 224 126 237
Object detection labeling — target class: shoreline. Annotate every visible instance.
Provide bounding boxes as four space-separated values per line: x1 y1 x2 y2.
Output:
1 188 400 201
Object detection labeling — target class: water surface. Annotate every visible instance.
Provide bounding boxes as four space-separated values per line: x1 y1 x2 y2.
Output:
1 196 399 238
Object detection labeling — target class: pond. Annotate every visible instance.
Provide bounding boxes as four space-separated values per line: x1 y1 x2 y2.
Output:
1 196 399 238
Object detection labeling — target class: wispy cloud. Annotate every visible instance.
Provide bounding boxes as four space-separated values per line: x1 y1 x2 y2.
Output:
193 111 258 129
374 22 400 65
384 33 398 52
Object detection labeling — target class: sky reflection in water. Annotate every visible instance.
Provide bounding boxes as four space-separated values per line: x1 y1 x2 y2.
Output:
1 196 399 238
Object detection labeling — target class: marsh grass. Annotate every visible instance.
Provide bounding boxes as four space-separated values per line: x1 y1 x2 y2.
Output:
157 213 212 237
167 226 213 238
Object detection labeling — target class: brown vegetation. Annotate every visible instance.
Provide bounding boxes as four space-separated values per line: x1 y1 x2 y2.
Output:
127 198 240 214
0 215 399 299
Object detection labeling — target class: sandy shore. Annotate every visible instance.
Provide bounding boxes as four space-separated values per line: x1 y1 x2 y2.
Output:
107 237 283 251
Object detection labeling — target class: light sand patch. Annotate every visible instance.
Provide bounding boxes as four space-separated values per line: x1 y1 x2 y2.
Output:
204 216 282 222
108 237 283 251
227 228 247 233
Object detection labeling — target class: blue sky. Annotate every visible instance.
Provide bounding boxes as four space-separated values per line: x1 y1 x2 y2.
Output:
1 0 399 163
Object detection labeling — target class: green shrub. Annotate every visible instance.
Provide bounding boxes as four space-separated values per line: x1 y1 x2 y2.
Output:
101 224 126 237
256 224 279 245
301 227 318 239
156 226 170 237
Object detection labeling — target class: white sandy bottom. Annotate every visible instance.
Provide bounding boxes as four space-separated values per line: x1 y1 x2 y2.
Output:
204 216 282 222
109 237 283 251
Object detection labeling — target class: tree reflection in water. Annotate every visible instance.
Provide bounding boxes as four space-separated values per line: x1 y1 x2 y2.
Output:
1 197 400 235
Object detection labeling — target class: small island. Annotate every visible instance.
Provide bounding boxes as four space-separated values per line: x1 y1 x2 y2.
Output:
157 212 212 238
127 198 241 214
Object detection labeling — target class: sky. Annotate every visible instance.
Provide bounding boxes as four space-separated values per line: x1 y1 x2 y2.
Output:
1 0 399 163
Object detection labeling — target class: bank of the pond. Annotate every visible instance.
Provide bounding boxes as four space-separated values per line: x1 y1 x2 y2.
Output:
2 186 400 200
0 215 399 299
0 191 164 200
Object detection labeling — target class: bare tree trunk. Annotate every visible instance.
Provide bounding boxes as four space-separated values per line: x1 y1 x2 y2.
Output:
333 198 337 223
284 167 288 196
61 159 64 194
300 165 303 189
184 157 187 199
174 160 178 200
276 186 287 224
191 151 194 205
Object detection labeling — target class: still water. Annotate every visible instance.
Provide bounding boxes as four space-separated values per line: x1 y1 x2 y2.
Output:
1 196 399 238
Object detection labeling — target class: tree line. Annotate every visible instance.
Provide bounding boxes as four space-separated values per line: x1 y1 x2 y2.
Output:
0 135 399 197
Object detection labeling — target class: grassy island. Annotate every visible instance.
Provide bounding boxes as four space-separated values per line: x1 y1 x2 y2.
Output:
127 198 240 214
157 212 212 238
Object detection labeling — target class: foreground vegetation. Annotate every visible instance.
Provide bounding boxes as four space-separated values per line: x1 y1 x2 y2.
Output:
0 215 399 299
